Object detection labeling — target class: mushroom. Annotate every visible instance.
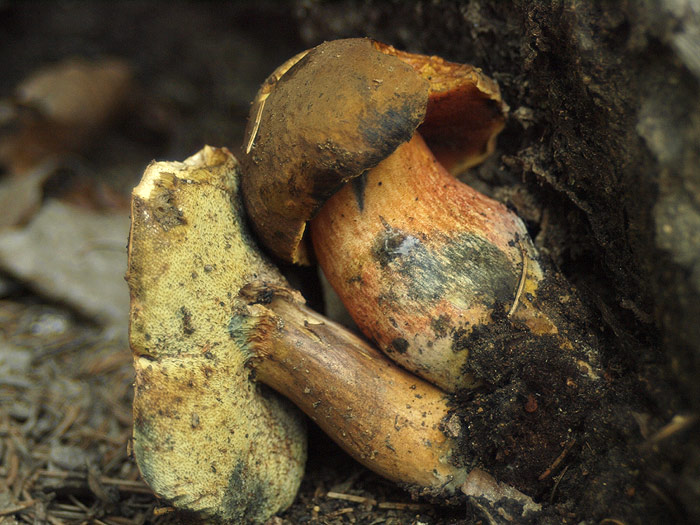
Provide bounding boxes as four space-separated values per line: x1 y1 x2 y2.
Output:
241 38 599 392
128 40 605 523
126 147 306 523
127 146 469 523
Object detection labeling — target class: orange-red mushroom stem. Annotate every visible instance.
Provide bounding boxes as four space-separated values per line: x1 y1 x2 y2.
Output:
239 284 467 496
310 133 552 391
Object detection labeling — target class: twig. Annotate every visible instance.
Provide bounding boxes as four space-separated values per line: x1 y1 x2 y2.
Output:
3 438 20 488
0 500 37 516
538 439 576 480
103 517 142 525
645 482 684 523
325 507 355 519
326 491 377 506
549 464 570 503
244 49 310 154
245 94 268 154
35 469 153 494
329 469 363 493
508 240 528 317
49 404 82 441
377 501 431 511
77 428 127 446
325 491 430 511
645 413 698 446
46 510 85 520
31 334 96 363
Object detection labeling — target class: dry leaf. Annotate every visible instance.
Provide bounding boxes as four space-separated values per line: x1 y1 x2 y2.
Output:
0 200 130 330
0 161 57 227
0 58 133 173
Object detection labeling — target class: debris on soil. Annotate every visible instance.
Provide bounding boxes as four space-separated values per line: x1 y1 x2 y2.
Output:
0 300 155 524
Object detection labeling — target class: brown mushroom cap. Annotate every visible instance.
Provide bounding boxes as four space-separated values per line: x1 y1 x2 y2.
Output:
241 38 429 264
241 38 506 265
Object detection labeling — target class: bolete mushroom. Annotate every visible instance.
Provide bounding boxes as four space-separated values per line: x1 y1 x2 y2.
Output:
127 146 470 523
241 38 599 392
128 39 605 523
126 147 306 523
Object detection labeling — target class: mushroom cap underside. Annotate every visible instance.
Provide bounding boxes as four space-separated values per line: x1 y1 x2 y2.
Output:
126 146 306 523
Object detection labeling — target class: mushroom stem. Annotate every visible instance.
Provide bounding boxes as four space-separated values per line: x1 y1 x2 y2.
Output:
239 284 467 497
310 133 595 392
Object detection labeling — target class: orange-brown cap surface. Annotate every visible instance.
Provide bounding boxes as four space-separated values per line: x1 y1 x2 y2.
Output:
241 38 428 264
241 38 506 264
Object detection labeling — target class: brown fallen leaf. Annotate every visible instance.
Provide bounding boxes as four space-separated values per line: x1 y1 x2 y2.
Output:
0 200 130 330
0 58 133 174
0 160 57 227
